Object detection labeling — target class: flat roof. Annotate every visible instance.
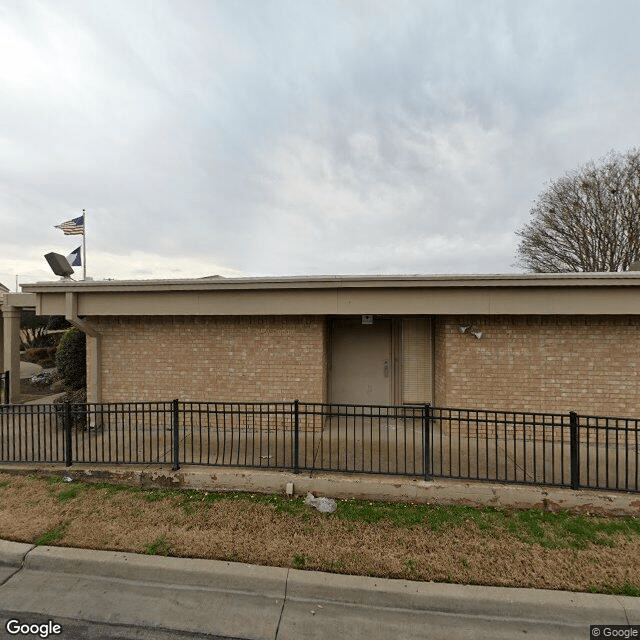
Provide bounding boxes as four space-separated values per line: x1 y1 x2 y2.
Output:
20 271 640 293
14 271 640 317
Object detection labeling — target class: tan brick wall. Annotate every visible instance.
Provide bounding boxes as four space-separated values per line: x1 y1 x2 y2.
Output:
433 319 447 407
88 316 327 403
435 315 640 416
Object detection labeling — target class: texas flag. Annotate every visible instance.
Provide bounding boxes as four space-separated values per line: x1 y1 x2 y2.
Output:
66 246 82 267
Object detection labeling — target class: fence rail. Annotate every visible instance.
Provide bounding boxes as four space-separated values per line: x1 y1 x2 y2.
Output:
0 400 638 492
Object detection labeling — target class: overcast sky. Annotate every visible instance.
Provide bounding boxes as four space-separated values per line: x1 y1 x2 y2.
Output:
2 0 640 288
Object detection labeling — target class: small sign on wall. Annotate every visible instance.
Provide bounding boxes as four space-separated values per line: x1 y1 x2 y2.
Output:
362 315 373 325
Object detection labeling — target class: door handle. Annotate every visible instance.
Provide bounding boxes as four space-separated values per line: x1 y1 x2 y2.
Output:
384 360 389 377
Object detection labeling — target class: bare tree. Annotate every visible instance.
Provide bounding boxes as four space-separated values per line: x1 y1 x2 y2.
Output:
515 149 640 272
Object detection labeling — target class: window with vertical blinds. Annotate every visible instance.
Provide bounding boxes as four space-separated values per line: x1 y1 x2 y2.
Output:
401 317 433 403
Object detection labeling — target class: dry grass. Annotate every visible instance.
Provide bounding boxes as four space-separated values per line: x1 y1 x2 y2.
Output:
0 472 639 594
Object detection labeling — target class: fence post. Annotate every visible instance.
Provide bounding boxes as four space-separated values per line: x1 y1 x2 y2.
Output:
293 400 300 474
423 403 431 480
569 411 580 490
172 399 180 471
63 401 73 467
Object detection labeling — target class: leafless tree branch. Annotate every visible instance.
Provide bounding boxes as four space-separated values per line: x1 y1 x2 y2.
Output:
515 149 640 272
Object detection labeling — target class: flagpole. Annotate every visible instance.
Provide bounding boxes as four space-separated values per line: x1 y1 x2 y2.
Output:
82 209 86 280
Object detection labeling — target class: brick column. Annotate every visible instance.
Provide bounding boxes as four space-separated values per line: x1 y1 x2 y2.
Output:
86 333 102 403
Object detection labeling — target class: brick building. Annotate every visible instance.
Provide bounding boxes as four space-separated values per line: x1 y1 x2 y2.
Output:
3 273 640 416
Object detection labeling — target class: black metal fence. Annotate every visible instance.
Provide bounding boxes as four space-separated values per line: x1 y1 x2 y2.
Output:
0 400 638 492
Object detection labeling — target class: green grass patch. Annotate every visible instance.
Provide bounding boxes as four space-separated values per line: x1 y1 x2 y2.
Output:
145 536 172 556
244 493 308 516
423 505 496 532
35 522 69 546
333 499 497 530
142 489 175 503
404 558 417 572
590 581 640 597
88 482 139 498
0 481 10 489
335 499 424 525
171 490 309 517
293 554 308 568
26 477 640 553
499 509 640 550
332 501 640 551
56 486 84 503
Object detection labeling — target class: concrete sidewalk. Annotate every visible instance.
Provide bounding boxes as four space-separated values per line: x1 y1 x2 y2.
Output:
0 540 637 640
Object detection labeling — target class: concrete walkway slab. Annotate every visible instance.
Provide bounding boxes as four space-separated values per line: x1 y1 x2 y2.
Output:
22 392 65 405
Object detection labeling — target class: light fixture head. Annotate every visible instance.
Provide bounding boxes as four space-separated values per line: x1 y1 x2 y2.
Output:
472 331 483 339
44 252 74 278
459 325 470 333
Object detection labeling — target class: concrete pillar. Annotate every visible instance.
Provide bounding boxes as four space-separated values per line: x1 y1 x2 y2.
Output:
1 306 20 403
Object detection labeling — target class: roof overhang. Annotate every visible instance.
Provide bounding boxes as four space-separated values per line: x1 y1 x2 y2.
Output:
0 292 36 310
19 273 640 317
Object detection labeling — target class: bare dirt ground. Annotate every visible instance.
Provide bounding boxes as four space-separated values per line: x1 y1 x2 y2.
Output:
0 472 638 594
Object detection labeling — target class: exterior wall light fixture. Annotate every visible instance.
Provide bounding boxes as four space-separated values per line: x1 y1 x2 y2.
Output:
459 324 483 339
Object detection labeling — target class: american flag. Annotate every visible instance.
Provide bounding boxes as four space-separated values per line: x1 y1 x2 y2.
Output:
55 214 84 235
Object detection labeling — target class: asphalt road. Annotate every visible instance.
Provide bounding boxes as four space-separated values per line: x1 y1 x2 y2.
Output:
0 611 241 640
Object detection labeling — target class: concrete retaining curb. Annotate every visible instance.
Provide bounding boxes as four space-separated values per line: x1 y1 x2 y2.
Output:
0 540 34 567
0 543 637 639
1 545 286 640
286 568 640 629
2 462 639 516
24 545 287 596
0 540 33 583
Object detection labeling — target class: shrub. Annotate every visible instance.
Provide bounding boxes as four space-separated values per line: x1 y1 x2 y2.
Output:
47 316 71 331
55 328 86 390
24 347 57 368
